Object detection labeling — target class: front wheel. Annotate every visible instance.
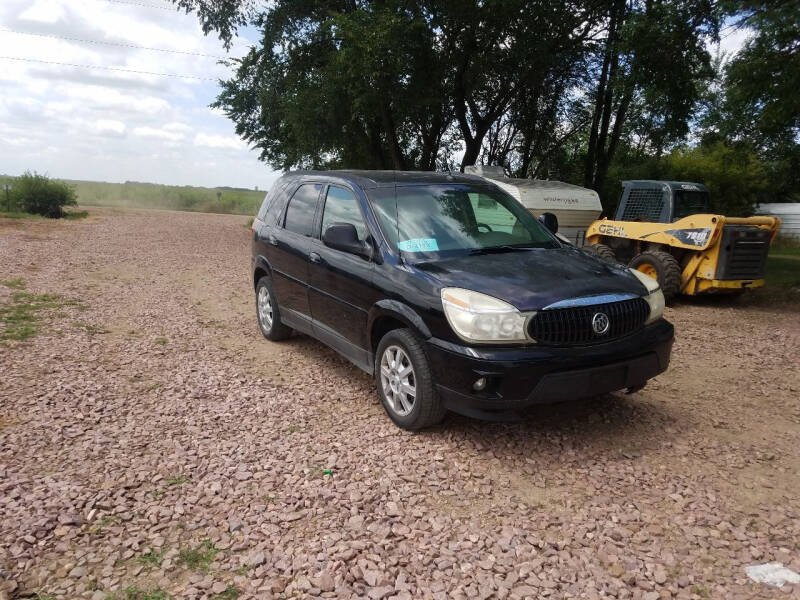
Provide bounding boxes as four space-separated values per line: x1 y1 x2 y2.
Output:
629 251 681 300
586 243 618 263
375 329 445 430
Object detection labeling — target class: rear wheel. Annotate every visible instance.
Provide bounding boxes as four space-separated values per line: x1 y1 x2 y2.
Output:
586 243 618 263
629 251 681 300
256 276 292 341
375 329 445 430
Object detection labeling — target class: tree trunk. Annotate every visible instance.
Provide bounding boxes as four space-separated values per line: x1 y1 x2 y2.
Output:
593 90 632 194
380 102 407 170
584 0 621 188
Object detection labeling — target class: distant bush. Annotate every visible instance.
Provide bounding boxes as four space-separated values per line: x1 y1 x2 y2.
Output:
11 172 77 218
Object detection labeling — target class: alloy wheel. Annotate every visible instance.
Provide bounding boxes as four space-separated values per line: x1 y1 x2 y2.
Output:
379 345 416 416
257 286 273 330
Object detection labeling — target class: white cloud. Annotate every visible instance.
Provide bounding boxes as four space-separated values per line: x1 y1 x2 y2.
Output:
95 119 126 136
194 133 246 150
133 126 185 142
18 0 66 24
0 0 279 189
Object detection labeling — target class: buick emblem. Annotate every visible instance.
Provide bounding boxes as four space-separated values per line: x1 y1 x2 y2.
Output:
592 312 610 335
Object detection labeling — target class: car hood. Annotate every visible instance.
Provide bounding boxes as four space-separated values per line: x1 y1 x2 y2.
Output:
412 247 648 312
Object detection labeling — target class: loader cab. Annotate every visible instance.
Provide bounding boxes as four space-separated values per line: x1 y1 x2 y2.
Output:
615 181 710 224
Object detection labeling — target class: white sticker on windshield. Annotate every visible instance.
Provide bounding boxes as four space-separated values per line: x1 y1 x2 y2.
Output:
397 238 439 252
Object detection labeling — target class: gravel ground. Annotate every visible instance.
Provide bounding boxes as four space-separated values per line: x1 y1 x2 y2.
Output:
1 207 799 600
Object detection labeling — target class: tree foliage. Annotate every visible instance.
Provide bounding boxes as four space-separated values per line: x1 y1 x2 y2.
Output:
177 0 798 214
10 172 77 218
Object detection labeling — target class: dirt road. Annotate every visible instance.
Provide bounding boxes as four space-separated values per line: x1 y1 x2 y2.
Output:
1 207 798 599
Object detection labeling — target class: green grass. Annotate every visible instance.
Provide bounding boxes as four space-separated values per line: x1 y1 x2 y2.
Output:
115 587 169 600
177 540 217 571
765 254 800 289
137 548 167 568
155 336 168 345
1 278 26 289
63 210 89 220
770 234 800 253
165 475 189 486
68 179 264 215
0 211 45 219
2 172 267 216
0 288 85 342
771 247 800 257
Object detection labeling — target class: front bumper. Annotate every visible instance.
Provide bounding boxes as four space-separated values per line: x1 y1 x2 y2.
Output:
426 319 674 416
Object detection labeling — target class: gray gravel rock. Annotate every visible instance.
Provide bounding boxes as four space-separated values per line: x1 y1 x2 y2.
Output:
0 207 798 600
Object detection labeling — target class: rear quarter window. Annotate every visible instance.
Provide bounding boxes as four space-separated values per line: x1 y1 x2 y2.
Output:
256 194 271 221
263 181 292 225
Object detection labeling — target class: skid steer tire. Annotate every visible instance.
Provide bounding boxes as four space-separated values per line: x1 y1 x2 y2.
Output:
586 243 618 263
629 251 681 300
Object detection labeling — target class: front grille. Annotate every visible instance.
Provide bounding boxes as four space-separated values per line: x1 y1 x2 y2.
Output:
528 298 649 346
716 226 771 280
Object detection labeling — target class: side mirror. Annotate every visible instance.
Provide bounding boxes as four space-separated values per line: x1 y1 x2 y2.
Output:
539 212 558 234
322 223 370 258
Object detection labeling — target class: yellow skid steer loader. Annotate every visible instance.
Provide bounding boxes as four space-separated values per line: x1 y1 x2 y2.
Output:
585 181 781 299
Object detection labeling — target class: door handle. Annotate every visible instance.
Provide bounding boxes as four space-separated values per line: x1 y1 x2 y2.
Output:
268 233 278 246
309 252 322 264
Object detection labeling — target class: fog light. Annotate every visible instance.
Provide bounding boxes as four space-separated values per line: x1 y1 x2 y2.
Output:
473 377 487 391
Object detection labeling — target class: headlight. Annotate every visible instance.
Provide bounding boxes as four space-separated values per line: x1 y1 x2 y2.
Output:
441 287 530 343
630 269 665 324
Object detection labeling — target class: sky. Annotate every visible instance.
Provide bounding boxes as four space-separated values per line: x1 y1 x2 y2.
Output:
0 1 751 190
0 0 280 189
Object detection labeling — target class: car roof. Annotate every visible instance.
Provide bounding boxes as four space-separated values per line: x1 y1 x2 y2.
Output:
278 169 488 189
623 180 709 192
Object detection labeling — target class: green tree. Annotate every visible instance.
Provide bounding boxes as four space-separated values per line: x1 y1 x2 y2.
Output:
177 0 603 172
706 0 800 200
11 172 77 218
582 0 719 201
212 2 452 171
663 142 767 215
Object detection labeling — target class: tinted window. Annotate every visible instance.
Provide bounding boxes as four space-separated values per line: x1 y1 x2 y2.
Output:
284 183 322 236
264 183 290 224
321 186 367 240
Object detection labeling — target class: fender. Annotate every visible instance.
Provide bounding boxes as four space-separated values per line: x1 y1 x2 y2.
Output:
252 255 273 288
368 299 433 340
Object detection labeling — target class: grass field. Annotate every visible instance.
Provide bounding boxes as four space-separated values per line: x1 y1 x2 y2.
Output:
0 175 266 216
767 247 800 291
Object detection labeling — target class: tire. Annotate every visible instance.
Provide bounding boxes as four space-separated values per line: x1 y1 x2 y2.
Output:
586 243 618 263
255 276 292 341
629 250 681 300
375 328 445 430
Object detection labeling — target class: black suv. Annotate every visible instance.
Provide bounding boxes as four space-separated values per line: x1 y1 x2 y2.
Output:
251 171 673 429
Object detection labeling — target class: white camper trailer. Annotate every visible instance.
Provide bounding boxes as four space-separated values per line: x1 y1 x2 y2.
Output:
465 165 603 246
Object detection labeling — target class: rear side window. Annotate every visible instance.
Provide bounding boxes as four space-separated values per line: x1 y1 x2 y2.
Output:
256 194 270 221
321 185 367 240
284 183 322 236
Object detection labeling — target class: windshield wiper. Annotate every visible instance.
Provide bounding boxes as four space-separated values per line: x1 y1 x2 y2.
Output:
468 245 537 255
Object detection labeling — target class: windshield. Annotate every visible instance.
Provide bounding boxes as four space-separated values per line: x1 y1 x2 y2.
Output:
673 191 710 220
369 184 559 257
